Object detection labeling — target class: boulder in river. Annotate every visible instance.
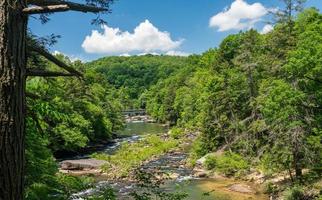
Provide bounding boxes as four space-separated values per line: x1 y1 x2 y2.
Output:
60 159 107 170
195 171 209 178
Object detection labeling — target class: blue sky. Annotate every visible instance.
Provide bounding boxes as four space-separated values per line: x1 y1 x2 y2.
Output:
29 0 322 61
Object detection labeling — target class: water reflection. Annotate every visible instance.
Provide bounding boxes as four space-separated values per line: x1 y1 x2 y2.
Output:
117 122 168 136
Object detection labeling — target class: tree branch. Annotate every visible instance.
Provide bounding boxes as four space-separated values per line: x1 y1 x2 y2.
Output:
27 0 108 13
304 76 322 84
27 69 75 77
26 92 41 99
23 5 70 14
27 45 83 77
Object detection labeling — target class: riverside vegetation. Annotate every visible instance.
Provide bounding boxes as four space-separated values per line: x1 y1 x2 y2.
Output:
25 5 321 200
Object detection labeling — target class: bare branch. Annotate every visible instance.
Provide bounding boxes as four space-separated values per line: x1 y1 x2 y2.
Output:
23 5 69 14
27 69 75 77
27 45 83 77
27 0 108 13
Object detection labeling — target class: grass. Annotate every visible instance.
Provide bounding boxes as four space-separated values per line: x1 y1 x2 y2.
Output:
92 134 179 178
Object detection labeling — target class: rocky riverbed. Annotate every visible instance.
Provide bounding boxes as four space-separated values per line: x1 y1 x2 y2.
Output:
59 121 268 200
69 147 268 200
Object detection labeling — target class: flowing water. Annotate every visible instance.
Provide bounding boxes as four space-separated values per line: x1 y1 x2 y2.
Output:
117 122 167 136
70 121 268 200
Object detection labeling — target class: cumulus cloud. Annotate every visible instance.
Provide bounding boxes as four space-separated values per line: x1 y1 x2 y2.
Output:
119 53 131 57
209 0 268 32
260 24 273 34
82 20 183 54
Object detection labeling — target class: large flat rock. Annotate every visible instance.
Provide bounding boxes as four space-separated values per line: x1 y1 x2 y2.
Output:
228 184 254 194
60 159 107 170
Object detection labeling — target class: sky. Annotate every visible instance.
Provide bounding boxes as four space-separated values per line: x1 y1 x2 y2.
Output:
29 0 322 61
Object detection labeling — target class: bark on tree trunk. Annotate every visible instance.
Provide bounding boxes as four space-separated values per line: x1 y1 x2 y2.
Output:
0 1 27 199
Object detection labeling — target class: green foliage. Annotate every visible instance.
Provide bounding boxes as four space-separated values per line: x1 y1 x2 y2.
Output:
25 173 95 200
130 169 188 200
204 155 217 170
27 58 124 152
207 152 249 177
56 174 95 196
188 136 209 167
169 127 185 139
283 186 306 200
263 182 279 195
86 55 190 109
86 187 117 200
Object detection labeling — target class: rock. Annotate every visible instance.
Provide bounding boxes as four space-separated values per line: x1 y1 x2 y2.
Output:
195 171 208 178
60 159 107 170
196 153 216 166
168 173 180 179
245 171 265 184
228 184 254 194
59 169 102 176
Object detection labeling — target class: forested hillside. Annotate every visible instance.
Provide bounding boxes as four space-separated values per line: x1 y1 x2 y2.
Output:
24 6 321 200
85 55 190 109
145 8 322 180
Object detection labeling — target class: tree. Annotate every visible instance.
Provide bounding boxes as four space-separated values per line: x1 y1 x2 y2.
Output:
0 1 113 199
274 0 306 33
257 79 308 179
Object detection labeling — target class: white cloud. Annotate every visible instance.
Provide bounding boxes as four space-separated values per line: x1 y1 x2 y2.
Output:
53 50 62 55
165 51 190 57
260 24 273 34
120 53 131 57
209 0 268 32
138 52 160 56
82 20 183 54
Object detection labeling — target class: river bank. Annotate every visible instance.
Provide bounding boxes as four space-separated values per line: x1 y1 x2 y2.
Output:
57 121 272 200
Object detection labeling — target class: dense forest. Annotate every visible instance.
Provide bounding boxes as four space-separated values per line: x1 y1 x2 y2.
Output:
23 6 322 199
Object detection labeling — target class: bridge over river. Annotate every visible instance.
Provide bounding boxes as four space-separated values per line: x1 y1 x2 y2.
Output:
122 109 146 116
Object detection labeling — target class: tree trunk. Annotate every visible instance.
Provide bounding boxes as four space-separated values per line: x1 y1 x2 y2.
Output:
293 150 303 179
0 1 27 199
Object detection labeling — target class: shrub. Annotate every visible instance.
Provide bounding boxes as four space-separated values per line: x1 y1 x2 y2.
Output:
263 182 279 195
86 187 117 200
215 152 249 177
169 127 185 139
56 174 95 196
187 137 207 168
204 155 217 170
283 186 305 200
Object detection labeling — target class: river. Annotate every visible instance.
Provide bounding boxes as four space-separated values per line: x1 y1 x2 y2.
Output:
70 121 268 200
